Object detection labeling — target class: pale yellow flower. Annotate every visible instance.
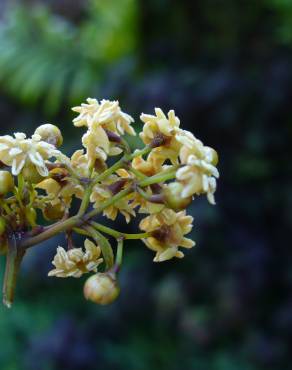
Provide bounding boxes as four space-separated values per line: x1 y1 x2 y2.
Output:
175 130 219 204
48 239 103 278
129 153 168 214
176 129 218 165
140 108 182 164
82 122 122 165
139 209 195 262
36 171 84 208
176 160 218 204
140 108 180 144
70 149 94 178
72 98 136 163
131 151 164 177
72 98 135 136
90 173 135 223
0 133 59 176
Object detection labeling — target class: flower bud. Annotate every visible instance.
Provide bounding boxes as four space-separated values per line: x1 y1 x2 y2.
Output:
22 163 44 184
43 203 65 221
34 124 63 147
25 207 37 226
83 272 120 305
163 182 192 211
0 171 14 195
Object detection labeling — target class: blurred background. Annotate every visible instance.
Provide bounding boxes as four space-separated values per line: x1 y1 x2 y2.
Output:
0 0 291 369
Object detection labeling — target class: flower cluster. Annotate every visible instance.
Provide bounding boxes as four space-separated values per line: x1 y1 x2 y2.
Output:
48 239 103 278
0 98 219 308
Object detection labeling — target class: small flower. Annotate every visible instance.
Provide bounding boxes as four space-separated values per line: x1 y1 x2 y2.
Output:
0 133 59 176
72 98 135 163
72 98 135 135
176 162 218 204
131 151 164 177
176 130 218 166
130 189 165 214
140 108 180 144
36 168 84 214
0 171 14 195
163 182 192 211
175 130 219 204
48 239 103 278
139 208 195 262
90 174 135 223
140 108 182 164
84 272 120 305
82 123 121 165
70 149 95 178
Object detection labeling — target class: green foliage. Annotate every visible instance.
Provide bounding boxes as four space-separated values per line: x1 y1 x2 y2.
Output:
268 0 292 43
0 0 137 115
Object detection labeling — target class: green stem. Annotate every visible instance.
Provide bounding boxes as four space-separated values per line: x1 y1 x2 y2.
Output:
91 145 151 187
115 238 124 268
138 169 177 187
90 221 151 240
84 187 133 220
15 174 25 210
20 216 81 249
20 157 174 250
77 184 92 216
128 166 147 180
0 199 12 216
72 227 91 237
20 186 133 249
2 234 25 308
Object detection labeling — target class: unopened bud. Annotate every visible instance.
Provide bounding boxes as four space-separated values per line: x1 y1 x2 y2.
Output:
0 171 14 195
35 124 63 147
84 272 120 305
43 203 65 221
22 164 44 184
25 207 37 226
163 182 192 211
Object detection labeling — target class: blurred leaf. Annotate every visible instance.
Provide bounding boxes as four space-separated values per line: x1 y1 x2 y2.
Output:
0 1 137 114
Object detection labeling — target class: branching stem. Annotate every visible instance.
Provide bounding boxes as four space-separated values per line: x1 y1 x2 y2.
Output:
19 148 176 250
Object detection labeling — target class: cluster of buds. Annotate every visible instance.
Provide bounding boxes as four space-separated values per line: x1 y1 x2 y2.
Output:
0 98 219 308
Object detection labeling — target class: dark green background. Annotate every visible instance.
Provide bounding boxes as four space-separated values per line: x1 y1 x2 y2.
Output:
0 1 291 369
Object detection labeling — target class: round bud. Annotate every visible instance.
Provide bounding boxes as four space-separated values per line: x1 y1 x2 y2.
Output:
84 273 120 305
0 171 14 195
22 164 44 184
25 207 37 226
43 203 65 221
34 124 63 147
163 182 192 211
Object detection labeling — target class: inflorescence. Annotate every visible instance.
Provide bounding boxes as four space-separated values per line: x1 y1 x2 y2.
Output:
0 98 219 307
